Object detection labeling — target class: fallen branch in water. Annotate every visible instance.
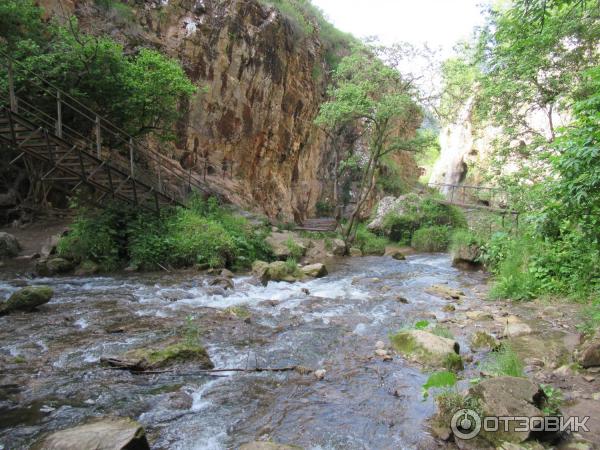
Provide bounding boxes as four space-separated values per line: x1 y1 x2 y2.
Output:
101 359 312 376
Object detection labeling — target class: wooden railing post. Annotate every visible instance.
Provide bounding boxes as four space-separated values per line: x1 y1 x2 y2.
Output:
129 138 134 178
95 115 101 158
8 59 18 113
56 91 63 138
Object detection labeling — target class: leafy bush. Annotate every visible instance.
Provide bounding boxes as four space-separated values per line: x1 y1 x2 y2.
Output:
355 223 388 255
61 197 272 272
57 204 127 272
382 194 466 244
422 370 457 399
411 226 451 252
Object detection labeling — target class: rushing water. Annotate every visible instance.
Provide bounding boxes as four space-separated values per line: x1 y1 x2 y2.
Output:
0 254 485 450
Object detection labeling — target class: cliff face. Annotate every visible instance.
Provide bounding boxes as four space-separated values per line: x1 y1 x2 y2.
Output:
38 0 423 221
41 0 334 221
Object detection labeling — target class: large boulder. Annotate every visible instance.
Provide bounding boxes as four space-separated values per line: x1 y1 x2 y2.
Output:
367 195 411 232
452 243 481 266
34 417 150 450
267 261 301 283
391 329 460 368
266 232 307 260
35 257 74 276
0 232 20 259
0 286 53 315
300 263 328 278
466 377 550 446
579 334 600 368
330 239 347 256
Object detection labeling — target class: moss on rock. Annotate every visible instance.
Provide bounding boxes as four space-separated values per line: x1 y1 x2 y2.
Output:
0 286 54 314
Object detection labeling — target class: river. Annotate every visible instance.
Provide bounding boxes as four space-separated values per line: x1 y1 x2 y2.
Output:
0 254 486 450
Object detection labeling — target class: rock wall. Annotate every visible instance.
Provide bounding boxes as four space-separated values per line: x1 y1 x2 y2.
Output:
39 0 342 221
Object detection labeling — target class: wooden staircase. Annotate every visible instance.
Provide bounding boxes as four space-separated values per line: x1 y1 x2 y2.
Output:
0 107 180 213
0 54 214 214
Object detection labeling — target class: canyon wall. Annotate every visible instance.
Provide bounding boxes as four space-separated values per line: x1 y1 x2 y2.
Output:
37 0 355 221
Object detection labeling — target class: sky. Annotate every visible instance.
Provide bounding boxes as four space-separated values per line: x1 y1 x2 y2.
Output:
312 0 489 57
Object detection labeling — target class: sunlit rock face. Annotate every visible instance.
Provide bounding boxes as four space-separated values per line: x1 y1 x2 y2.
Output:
430 95 570 195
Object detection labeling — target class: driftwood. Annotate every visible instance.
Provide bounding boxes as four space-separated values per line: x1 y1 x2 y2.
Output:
100 357 311 376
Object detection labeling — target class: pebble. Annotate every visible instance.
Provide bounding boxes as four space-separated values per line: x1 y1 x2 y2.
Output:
592 392 600 401
375 341 386 350
314 369 326 380
584 375 596 382
375 349 388 357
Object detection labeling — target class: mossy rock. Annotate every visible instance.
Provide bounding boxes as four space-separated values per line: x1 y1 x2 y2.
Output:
0 286 54 314
471 331 500 351
300 263 328 278
390 330 461 368
125 341 213 370
36 258 74 276
267 261 303 283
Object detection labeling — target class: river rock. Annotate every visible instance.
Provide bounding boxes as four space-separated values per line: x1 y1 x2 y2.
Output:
0 232 20 259
252 260 270 284
74 261 100 276
209 276 234 290
35 417 150 450
349 247 363 257
452 243 480 266
390 250 406 260
466 377 550 446
104 339 214 371
391 329 460 367
266 261 301 283
266 233 306 260
300 263 327 278
579 334 600 368
331 238 346 256
470 331 499 351
239 442 302 450
500 316 533 338
0 286 53 315
314 369 326 380
426 284 464 300
466 310 493 321
36 257 74 276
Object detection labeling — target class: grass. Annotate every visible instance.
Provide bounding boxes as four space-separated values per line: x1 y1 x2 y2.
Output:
431 325 454 339
411 225 451 252
354 223 388 255
479 343 525 377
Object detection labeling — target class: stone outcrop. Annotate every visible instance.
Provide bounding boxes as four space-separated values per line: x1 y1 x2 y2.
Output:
34 417 150 450
0 286 53 315
0 232 20 259
390 329 461 368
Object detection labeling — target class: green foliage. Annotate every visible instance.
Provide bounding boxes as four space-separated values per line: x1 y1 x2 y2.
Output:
540 384 563 416
60 197 272 272
2 14 196 139
257 0 356 68
383 194 466 244
0 0 43 47
183 315 202 346
414 320 430 330
411 226 451 253
422 370 457 399
480 343 525 378
285 237 304 261
444 353 464 372
57 204 126 272
354 223 388 255
431 325 454 339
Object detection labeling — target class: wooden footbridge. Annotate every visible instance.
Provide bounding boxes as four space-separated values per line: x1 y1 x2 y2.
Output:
0 55 212 214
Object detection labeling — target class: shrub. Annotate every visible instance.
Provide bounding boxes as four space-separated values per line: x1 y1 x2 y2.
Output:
61 197 272 272
411 226 451 252
57 204 127 272
382 194 466 244
355 223 388 255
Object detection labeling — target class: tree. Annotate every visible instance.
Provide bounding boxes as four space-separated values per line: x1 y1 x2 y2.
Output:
316 45 422 244
0 0 43 48
476 0 599 144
